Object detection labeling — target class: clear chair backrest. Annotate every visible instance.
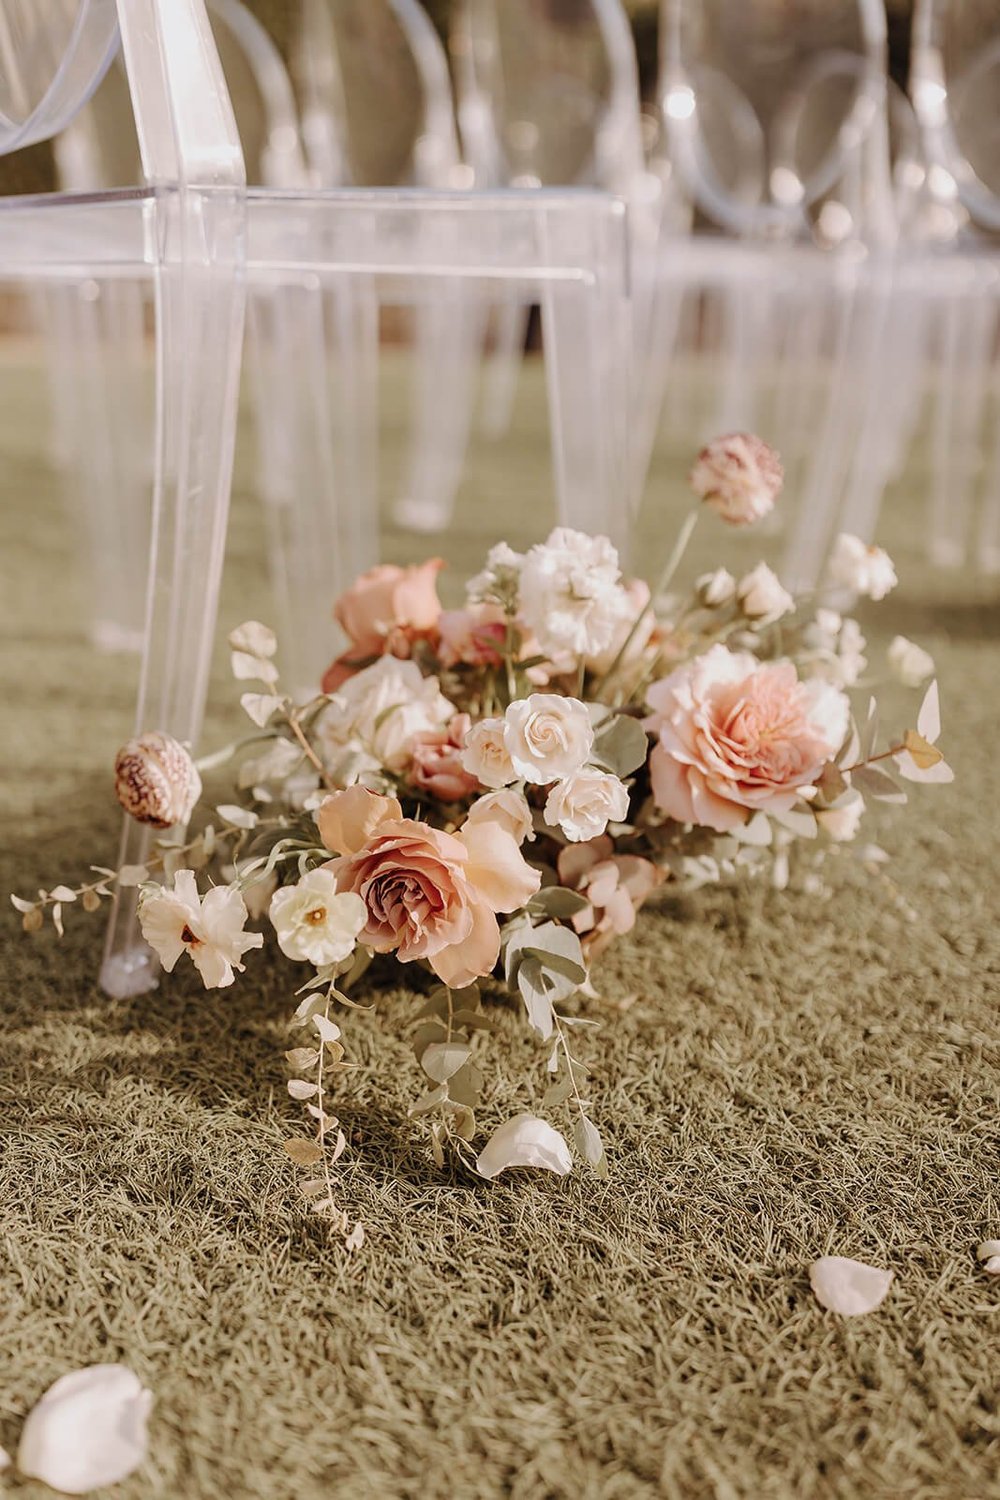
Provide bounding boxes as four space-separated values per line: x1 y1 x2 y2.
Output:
457 0 643 192
0 0 119 153
661 0 892 240
912 0 1000 232
293 0 461 188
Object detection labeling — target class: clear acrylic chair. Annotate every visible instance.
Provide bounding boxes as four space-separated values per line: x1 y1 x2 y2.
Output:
911 0 1000 572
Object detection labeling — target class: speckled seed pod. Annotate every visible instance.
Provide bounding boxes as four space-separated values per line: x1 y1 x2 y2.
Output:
114 731 202 828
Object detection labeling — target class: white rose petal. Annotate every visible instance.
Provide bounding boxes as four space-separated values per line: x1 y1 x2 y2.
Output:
517 527 631 658
465 787 535 844
503 694 594 785
809 1256 894 1316
476 1114 573 1178
269 871 367 966
736 562 795 622
827 534 897 600
461 717 517 789
544 768 630 842
888 635 935 688
17 1365 152 1494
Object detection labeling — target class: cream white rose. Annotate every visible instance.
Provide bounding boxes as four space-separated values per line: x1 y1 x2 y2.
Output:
736 562 795 622
318 656 454 771
503 694 594 785
465 787 535 844
461 717 517 788
543 768 630 842
269 870 367 966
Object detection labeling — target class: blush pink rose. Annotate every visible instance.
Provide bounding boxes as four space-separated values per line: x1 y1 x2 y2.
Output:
437 605 508 669
644 644 849 832
322 794 540 987
335 559 444 656
557 837 662 958
408 714 480 802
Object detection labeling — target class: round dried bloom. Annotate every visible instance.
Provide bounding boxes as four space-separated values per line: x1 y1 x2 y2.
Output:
327 816 539 988
317 656 455 772
114 731 202 829
138 869 263 989
408 715 480 802
736 563 795 622
461 717 517 789
690 432 783 525
644 644 849 832
334 558 443 655
517 527 631 658
465 787 535 845
827 533 897 600
695 567 737 608
544 768 630 842
888 634 934 688
269 869 366 966
815 789 865 842
503 694 594 785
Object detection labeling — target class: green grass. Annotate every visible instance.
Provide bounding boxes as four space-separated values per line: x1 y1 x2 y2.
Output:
2 346 999 1499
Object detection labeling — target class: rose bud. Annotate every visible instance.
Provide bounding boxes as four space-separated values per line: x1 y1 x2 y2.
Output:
690 433 783 525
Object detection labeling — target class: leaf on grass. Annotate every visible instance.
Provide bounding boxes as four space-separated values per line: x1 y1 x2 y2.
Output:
285 1047 319 1070
283 1138 323 1167
573 1115 606 1173
447 1059 484 1110
288 1079 319 1101
408 1084 448 1118
421 1041 472 1084
543 1076 575 1108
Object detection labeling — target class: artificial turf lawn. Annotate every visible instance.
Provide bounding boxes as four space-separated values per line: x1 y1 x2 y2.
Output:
2 345 999 1499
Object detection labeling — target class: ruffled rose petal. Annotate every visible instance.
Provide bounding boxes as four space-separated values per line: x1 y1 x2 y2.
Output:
809 1256 894 1316
17 1365 152 1494
476 1114 573 1179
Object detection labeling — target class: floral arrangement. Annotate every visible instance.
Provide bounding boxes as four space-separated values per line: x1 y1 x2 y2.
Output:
15 435 952 1244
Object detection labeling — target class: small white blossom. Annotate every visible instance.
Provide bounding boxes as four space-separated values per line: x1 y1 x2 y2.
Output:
139 869 263 989
503 694 594 785
18 1366 152 1494
736 562 795 622
695 567 736 608
888 635 935 688
466 542 524 605
827 533 897 600
544 768 630 842
517 527 631 658
476 1114 573 1178
269 870 366 966
461 717 517 788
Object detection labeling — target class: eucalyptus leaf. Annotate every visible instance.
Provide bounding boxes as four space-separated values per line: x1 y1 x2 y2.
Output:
420 1042 472 1084
516 958 557 1039
573 1114 605 1170
591 713 649 778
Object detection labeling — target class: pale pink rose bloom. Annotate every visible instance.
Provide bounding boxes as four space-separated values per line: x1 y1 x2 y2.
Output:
334 558 444 655
557 837 662 958
690 432 783 525
316 785 403 855
644 644 848 832
408 714 480 802
327 815 540 987
437 604 508 668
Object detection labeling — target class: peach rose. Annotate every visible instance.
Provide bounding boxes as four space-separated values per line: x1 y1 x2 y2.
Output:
321 789 540 987
408 714 480 802
644 644 848 833
437 605 507 669
557 838 662 958
335 559 444 656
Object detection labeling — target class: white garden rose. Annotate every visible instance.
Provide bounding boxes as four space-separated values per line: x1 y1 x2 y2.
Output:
465 787 535 844
543 768 630 842
269 870 367 966
888 634 934 687
318 656 455 771
736 562 795 622
461 717 517 788
503 694 594 785
517 527 631 658
827 533 897 600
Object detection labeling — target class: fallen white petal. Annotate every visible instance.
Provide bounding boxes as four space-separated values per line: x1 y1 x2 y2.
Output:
476 1114 573 1179
0 1445 10 1472
18 1365 152 1494
976 1240 1000 1262
982 1256 1000 1277
809 1256 894 1316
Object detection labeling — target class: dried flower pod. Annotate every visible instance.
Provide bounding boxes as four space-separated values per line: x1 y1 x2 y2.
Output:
114 731 202 829
690 432 783 525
